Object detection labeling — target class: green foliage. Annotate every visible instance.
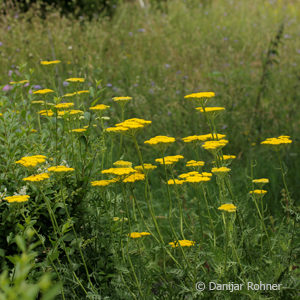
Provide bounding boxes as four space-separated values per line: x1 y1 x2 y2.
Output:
0 229 60 300
0 0 299 298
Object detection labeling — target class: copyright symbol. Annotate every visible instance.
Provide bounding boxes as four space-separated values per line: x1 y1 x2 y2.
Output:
195 281 205 291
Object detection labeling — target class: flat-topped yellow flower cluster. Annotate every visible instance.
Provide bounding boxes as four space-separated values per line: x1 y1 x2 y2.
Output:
4 195 30 203
182 133 226 143
16 155 47 167
261 136 292 146
23 173 50 182
106 118 151 134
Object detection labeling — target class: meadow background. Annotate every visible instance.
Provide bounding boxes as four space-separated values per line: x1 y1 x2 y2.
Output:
0 0 299 299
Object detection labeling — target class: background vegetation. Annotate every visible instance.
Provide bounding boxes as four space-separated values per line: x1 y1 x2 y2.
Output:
0 0 299 299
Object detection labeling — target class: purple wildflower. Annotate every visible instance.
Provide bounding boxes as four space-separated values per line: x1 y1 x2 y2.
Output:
2 84 12 92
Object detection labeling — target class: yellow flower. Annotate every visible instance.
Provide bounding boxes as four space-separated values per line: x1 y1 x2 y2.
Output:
155 155 184 165
184 92 215 99
31 129 37 133
178 171 200 179
252 178 269 184
211 167 231 174
101 167 137 176
222 155 236 160
112 96 132 103
71 128 87 133
182 133 226 143
202 139 228 151
261 136 292 146
128 232 142 238
186 160 205 167
218 203 237 212
4 195 30 203
76 90 89 95
9 80 29 85
201 172 213 177
33 89 54 94
169 239 195 248
55 102 74 109
57 111 69 116
32 100 45 104
106 126 129 133
140 232 151 236
167 179 185 185
123 173 145 183
107 118 151 135
185 175 211 183
144 136 175 145
89 104 110 111
40 60 61 65
48 166 74 172
196 107 225 113
39 110 54 117
69 110 84 115
16 155 46 167
23 173 50 182
66 78 85 82
113 160 133 168
0 113 3 116
63 90 89 97
134 163 157 172
91 180 114 187
249 190 267 195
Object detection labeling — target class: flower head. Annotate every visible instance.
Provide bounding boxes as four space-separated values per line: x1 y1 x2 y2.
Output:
113 96 132 103
32 100 45 104
144 136 175 145
33 89 54 95
101 167 137 176
128 232 151 238
134 163 157 173
39 110 54 117
89 104 110 111
107 118 151 135
4 195 30 203
186 160 205 168
9 80 29 85
167 179 185 185
55 102 74 109
123 173 145 183
211 167 231 174
71 128 87 133
252 178 269 184
23 173 50 182
218 203 237 212
16 155 46 167
196 107 225 113
222 155 236 161
69 110 84 115
40 60 61 65
202 139 228 151
249 190 267 196
182 133 226 143
91 179 114 187
261 136 292 147
184 92 215 99
48 166 74 172
155 155 184 165
185 175 211 183
66 78 85 83
169 239 195 248
113 160 132 168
